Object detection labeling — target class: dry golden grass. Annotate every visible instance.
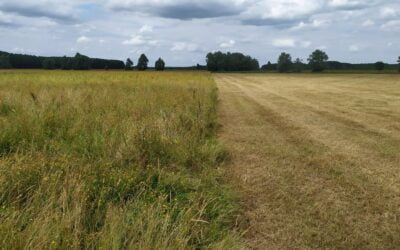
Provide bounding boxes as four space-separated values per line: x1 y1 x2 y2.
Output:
0 70 242 249
216 73 400 249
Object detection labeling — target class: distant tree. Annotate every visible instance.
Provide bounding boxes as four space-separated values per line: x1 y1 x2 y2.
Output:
206 52 225 71
0 55 12 69
277 52 292 73
125 58 133 70
308 49 329 72
72 53 91 70
397 56 400 72
262 61 278 71
137 54 149 71
206 51 259 72
293 58 304 73
60 56 72 70
42 58 56 70
264 61 273 70
155 58 165 71
375 61 385 71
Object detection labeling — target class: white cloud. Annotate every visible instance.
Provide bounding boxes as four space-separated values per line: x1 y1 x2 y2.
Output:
242 0 323 25
291 18 330 30
272 38 310 48
122 35 158 46
380 6 398 19
300 41 312 48
328 0 367 9
170 42 201 52
0 10 13 25
77 36 91 43
219 40 236 48
381 20 400 31
139 25 153 33
362 19 375 27
311 19 330 27
349 44 360 52
272 38 296 48
12 47 25 53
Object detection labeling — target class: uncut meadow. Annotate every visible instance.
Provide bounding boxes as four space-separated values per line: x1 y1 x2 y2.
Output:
0 70 240 249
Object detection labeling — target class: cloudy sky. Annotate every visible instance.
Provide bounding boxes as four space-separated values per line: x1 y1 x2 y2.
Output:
0 0 399 66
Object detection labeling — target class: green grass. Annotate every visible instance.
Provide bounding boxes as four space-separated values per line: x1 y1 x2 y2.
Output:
0 70 241 249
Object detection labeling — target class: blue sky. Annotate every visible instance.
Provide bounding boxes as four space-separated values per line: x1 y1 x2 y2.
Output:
0 0 399 66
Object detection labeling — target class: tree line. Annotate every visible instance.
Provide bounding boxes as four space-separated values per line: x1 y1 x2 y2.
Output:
0 51 167 71
0 51 125 70
206 50 400 73
262 51 400 73
1 49 399 72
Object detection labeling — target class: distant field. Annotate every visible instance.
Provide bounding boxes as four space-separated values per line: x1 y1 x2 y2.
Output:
216 74 400 249
0 70 240 249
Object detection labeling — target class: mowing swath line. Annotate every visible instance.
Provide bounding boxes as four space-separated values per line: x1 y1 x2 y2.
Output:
215 74 400 249
223 74 400 193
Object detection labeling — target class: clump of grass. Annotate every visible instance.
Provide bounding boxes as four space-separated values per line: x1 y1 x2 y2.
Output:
0 70 241 249
0 101 15 116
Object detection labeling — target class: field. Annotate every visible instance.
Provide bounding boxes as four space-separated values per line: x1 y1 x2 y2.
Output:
0 70 241 249
1 70 400 249
216 74 400 249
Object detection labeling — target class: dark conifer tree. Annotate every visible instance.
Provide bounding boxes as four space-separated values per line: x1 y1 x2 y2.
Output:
125 58 134 70
137 54 149 71
155 58 165 71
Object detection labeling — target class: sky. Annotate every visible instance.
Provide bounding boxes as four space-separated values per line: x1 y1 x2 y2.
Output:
0 0 399 66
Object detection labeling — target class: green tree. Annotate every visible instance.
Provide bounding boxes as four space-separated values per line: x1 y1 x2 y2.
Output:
277 52 292 73
137 54 149 71
155 58 165 71
42 58 56 70
308 49 329 72
206 52 225 71
0 55 12 69
397 56 400 72
375 61 385 71
72 53 91 70
293 58 303 73
206 51 259 72
60 56 72 70
263 61 273 71
125 58 133 70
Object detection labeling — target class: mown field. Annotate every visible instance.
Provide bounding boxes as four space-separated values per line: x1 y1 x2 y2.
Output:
216 74 400 249
0 70 241 249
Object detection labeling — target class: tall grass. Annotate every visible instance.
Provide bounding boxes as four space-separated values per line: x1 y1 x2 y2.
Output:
0 70 240 249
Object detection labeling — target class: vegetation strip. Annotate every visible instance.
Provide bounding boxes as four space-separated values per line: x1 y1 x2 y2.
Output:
0 70 241 249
